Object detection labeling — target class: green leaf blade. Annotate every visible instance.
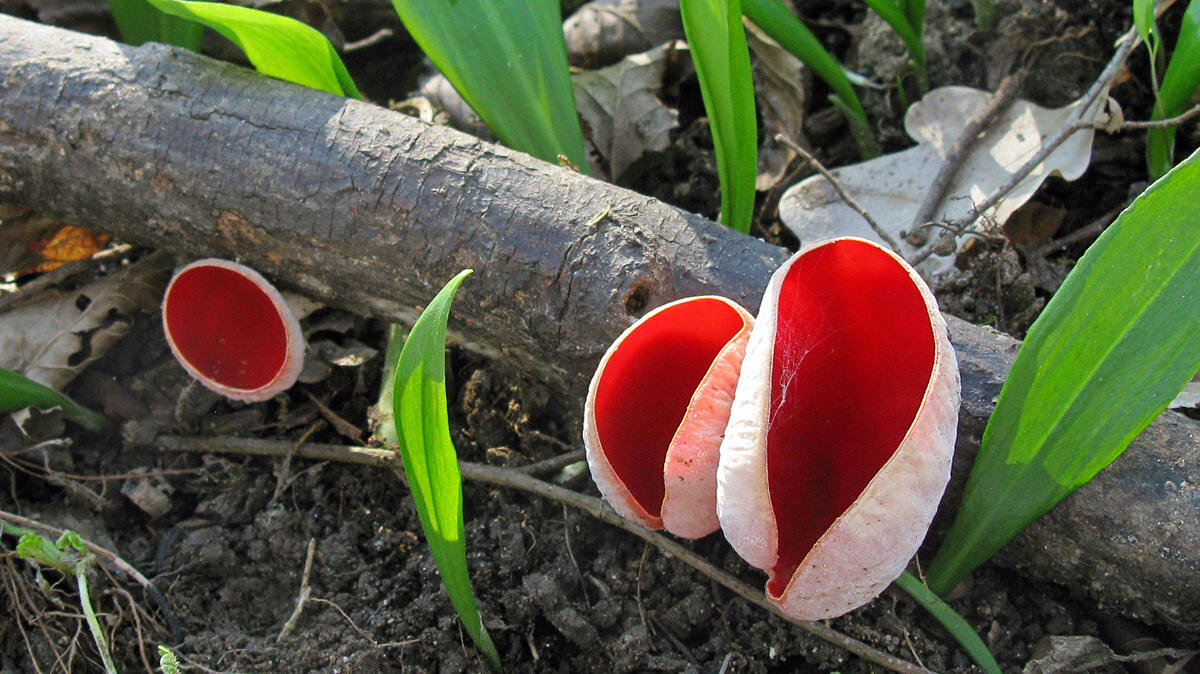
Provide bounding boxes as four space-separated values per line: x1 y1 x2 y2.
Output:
390 0 587 172
742 0 878 158
927 147 1200 595
893 572 1000 674
680 0 758 233
144 0 361 99
1147 0 1200 177
390 269 500 671
0 368 107 431
108 0 204 50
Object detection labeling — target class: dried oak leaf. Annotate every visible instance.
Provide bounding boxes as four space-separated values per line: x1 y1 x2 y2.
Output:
573 41 684 182
563 0 683 69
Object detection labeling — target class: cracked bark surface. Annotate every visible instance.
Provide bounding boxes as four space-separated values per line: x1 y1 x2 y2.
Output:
1 15 1198 627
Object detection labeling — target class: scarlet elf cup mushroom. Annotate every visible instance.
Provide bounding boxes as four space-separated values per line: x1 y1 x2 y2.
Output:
719 238 959 620
584 296 754 539
585 238 958 620
162 259 304 402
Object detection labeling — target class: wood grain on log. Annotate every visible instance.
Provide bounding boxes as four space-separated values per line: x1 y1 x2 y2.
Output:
1 15 1197 628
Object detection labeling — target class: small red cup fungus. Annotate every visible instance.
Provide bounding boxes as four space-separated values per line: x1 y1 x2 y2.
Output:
584 296 754 538
162 258 304 402
717 237 959 620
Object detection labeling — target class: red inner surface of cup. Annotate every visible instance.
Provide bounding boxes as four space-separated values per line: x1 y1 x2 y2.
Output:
594 299 745 517
165 265 288 392
766 240 934 596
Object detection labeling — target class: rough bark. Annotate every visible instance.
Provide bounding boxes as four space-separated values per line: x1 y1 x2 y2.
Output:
1 15 1197 628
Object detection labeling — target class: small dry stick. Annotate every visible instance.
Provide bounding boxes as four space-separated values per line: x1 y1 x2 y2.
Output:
774 135 903 254
909 25 1142 265
1107 101 1200 130
909 73 1024 238
278 538 317 640
777 134 902 253
154 435 932 674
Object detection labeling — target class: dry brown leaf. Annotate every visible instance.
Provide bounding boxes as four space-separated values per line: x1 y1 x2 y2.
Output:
25 225 111 274
745 20 808 191
0 211 61 275
1003 201 1065 248
563 0 683 69
0 252 172 390
573 42 684 181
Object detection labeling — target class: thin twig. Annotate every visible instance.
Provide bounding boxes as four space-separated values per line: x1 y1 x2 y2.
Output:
0 244 136 314
909 25 1142 265
1108 101 1200 130
278 538 317 640
1031 206 1124 258
775 135 903 253
516 449 586 476
0 510 157 596
909 73 1024 237
153 435 932 674
342 28 394 53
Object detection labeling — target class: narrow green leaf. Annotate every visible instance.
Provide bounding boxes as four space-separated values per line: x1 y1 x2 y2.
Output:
742 0 879 158
390 0 588 172
1147 0 1200 178
145 0 361 99
893 572 1001 674
0 368 107 431
108 0 204 50
860 0 927 93
926 147 1200 595
680 0 758 233
1133 0 1157 48
390 269 501 671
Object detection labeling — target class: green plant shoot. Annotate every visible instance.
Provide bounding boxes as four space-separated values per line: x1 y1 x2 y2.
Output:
0 368 107 431
925 146 1200 595
145 0 361 99
108 0 203 50
742 0 879 158
388 269 501 671
1146 0 1200 178
893 572 1000 673
14 530 118 674
390 0 588 172
861 0 928 94
680 0 758 233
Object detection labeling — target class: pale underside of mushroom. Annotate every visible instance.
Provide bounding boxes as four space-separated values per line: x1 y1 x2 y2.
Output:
717 237 959 620
584 296 754 539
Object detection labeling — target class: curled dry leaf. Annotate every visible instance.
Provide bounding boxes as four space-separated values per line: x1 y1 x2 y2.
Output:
745 20 808 192
779 86 1106 272
563 0 683 69
0 252 173 389
417 72 495 142
574 41 685 181
718 238 959 620
584 296 753 538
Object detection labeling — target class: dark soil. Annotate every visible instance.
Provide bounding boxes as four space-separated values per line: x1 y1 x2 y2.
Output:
2 0 1199 672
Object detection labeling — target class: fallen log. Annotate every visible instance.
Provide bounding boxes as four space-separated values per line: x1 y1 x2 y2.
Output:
1 15 1197 629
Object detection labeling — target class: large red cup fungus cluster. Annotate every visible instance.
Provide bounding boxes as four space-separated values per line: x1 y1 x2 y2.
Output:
162 258 304 402
584 238 959 620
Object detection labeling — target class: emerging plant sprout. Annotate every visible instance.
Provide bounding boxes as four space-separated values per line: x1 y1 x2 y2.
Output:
162 258 304 402
584 296 754 538
718 237 959 620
